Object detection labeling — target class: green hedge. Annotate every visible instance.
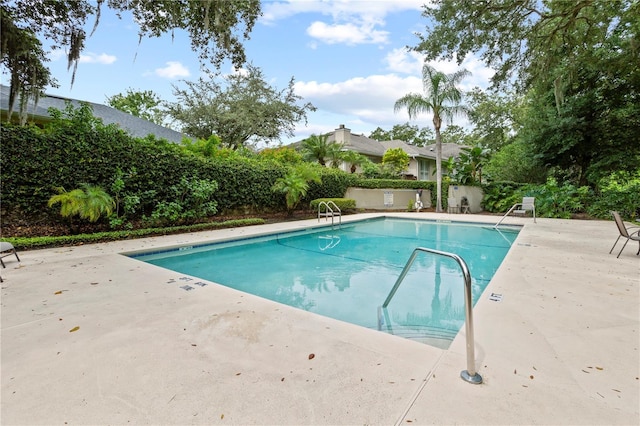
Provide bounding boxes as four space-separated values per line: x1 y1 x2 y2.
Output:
0 122 348 226
3 218 266 250
309 198 357 211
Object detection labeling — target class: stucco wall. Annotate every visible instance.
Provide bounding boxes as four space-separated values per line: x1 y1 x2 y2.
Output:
448 185 484 213
344 185 484 213
344 188 431 210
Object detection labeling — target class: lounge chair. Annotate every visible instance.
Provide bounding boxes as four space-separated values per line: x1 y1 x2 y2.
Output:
494 197 536 228
609 211 640 258
448 197 460 214
0 242 20 268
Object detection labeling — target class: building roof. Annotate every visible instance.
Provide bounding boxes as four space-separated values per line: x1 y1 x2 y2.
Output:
0 85 189 144
326 125 466 160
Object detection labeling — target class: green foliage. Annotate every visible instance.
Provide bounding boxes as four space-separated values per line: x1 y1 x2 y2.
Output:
305 168 358 203
2 0 261 103
440 125 470 145
47 184 115 223
483 141 547 184
361 160 386 179
369 123 435 146
482 178 592 219
4 219 266 250
0 5 54 124
272 164 322 212
179 135 221 158
418 1 640 187
417 0 637 91
524 178 592 219
147 177 218 226
466 88 518 150
109 167 140 229
167 64 315 148
340 150 367 173
481 181 528 213
587 171 640 220
106 88 166 125
300 133 333 166
309 198 356 211
381 148 410 177
452 146 490 185
258 146 304 165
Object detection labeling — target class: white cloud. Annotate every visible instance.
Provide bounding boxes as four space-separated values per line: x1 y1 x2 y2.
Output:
262 0 425 24
79 52 117 64
262 0 423 46
384 47 423 75
295 73 425 127
385 49 495 90
154 61 190 79
307 20 389 45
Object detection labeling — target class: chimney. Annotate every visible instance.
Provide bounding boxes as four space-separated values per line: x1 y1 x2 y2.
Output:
335 124 350 144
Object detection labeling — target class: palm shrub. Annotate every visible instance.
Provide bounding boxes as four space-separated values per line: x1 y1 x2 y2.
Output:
341 150 366 173
48 184 115 232
272 164 322 214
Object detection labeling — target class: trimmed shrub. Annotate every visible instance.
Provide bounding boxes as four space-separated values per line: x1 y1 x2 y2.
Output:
309 198 356 212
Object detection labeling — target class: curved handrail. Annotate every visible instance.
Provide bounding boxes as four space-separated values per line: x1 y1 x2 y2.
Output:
318 201 341 227
382 247 482 384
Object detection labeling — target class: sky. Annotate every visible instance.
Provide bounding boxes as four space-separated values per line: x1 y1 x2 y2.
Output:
14 0 495 146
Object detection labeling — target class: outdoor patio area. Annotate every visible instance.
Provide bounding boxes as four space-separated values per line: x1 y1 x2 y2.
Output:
1 212 638 425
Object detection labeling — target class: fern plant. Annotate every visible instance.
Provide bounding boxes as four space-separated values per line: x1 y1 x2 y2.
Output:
48 184 115 223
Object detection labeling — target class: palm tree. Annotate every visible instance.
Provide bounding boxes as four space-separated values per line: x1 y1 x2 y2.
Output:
325 142 345 168
341 150 366 173
300 133 331 166
394 64 470 212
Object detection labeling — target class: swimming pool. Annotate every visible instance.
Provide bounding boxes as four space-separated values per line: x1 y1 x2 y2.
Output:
131 217 520 348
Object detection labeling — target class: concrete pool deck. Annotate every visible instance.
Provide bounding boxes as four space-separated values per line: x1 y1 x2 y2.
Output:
1 212 638 425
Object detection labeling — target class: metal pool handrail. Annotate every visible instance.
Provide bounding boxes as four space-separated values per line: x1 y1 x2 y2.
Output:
382 247 483 385
317 200 341 228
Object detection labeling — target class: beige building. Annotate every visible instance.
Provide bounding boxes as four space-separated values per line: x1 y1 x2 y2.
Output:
328 124 465 181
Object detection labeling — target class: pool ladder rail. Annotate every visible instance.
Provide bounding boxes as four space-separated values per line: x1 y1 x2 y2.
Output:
382 247 483 385
318 200 341 228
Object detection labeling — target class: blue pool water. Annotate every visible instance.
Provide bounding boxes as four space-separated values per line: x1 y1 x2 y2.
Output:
131 218 519 348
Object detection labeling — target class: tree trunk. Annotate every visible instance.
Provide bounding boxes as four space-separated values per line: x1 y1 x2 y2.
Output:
434 117 443 213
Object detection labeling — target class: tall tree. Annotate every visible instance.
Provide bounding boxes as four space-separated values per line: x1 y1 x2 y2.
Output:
106 89 166 125
416 0 637 92
369 122 434 146
167 64 315 149
1 0 261 117
381 147 410 178
417 0 640 186
466 88 520 151
394 64 470 212
1 6 55 123
440 124 470 145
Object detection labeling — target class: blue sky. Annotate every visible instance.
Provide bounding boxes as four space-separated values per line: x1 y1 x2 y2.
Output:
22 0 494 145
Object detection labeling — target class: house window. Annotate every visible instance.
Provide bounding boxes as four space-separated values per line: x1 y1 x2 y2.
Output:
418 159 430 181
